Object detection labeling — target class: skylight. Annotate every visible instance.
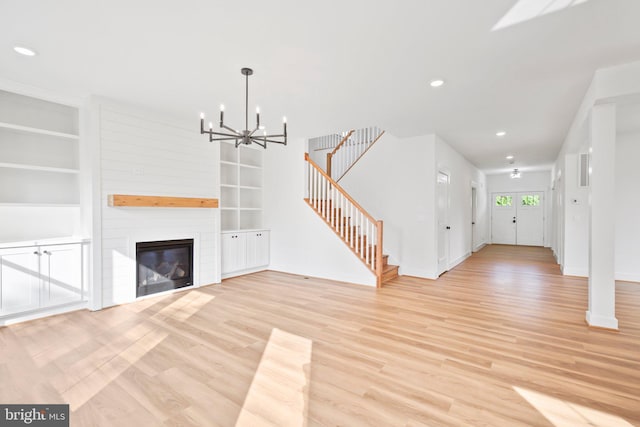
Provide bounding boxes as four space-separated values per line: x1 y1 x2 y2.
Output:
493 0 590 31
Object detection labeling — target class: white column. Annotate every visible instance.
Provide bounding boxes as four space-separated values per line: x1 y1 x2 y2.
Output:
586 103 618 330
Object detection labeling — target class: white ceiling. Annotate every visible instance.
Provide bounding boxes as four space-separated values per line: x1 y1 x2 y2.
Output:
1 0 640 172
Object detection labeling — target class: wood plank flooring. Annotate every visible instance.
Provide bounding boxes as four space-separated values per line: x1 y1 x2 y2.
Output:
1 244 639 426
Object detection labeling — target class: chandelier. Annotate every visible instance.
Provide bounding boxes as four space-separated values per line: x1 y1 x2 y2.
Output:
510 168 521 179
199 67 287 149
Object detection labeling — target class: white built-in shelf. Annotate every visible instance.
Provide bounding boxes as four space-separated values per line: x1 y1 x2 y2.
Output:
238 163 261 169
0 121 78 140
0 89 81 242
0 162 79 174
220 142 264 231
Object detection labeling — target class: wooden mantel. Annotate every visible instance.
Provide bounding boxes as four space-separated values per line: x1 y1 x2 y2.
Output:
108 194 219 208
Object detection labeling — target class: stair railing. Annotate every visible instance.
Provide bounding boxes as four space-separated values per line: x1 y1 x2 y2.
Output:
327 127 384 182
304 153 384 286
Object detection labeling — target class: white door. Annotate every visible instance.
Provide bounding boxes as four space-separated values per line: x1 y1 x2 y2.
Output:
0 247 40 315
437 172 450 275
246 231 269 268
516 192 544 246
221 232 247 274
492 193 517 244
492 192 544 246
471 187 477 251
41 244 83 307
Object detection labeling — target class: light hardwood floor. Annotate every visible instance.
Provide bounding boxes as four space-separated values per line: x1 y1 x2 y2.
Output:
1 245 639 426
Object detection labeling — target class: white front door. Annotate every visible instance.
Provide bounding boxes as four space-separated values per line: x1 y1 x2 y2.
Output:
437 172 450 275
492 193 517 244
516 192 544 246
492 192 544 246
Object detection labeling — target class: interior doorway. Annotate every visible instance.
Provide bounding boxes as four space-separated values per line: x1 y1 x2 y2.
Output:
471 186 477 251
437 171 450 275
491 192 544 246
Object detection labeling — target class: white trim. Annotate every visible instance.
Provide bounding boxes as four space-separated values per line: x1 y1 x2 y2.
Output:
473 242 487 252
585 311 619 330
0 302 88 327
615 272 640 283
448 252 471 270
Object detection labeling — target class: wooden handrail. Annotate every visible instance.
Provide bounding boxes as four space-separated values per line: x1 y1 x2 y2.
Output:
334 130 385 182
326 130 354 177
305 153 378 225
328 130 355 156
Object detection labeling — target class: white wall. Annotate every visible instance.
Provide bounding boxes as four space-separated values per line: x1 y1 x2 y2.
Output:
94 98 220 308
435 135 488 265
263 137 376 286
487 170 552 247
615 131 640 282
339 133 438 278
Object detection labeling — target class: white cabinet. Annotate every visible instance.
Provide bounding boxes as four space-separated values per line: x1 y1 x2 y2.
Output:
221 232 247 274
246 231 269 268
221 230 269 277
0 246 40 315
0 242 85 317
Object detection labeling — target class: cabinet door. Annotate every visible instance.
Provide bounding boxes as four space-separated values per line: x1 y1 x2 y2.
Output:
0 247 40 315
221 233 247 274
40 244 83 307
246 231 270 268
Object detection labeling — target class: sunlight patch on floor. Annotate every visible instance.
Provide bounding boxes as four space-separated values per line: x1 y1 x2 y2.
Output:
493 0 590 31
151 290 214 322
63 328 168 411
236 328 312 427
62 291 213 411
514 386 634 427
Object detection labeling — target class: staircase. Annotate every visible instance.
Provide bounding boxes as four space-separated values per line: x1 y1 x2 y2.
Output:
304 152 399 287
309 127 385 182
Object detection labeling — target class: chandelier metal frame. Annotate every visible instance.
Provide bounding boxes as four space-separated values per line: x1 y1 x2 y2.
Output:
199 67 287 149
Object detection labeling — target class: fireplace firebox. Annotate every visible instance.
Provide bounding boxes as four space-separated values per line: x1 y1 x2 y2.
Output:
136 239 194 297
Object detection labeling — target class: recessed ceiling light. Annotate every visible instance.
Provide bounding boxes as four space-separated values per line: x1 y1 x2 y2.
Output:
496 131 506 137
506 155 514 160
430 79 445 88
13 46 36 56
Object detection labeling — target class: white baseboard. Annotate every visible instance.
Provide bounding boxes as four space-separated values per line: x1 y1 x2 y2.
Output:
473 242 487 252
562 266 588 277
615 272 640 283
0 301 88 326
585 311 618 330
449 252 471 270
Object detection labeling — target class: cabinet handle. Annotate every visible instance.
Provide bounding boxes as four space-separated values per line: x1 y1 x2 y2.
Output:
33 251 41 256
43 250 51 255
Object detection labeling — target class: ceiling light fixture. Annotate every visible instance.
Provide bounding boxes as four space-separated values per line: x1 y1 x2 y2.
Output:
510 168 521 179
199 67 286 149
13 46 36 56
506 155 514 160
430 79 445 88
496 131 506 137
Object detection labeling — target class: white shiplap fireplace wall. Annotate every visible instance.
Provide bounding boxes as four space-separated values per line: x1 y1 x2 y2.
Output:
95 98 219 308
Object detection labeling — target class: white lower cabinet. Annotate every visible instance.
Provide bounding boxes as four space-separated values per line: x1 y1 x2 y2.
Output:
0 243 84 317
221 230 269 277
